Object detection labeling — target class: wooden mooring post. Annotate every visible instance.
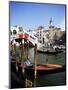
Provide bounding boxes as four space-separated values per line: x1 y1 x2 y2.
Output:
21 39 25 74
34 44 37 87
13 41 19 72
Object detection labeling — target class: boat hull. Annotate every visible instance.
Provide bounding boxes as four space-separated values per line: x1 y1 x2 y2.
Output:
25 64 65 76
11 61 65 76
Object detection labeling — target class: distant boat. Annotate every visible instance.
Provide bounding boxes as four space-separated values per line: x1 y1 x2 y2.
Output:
37 50 63 54
37 45 63 54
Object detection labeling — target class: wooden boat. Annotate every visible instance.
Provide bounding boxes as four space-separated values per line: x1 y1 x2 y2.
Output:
17 60 65 75
25 64 65 76
11 58 65 77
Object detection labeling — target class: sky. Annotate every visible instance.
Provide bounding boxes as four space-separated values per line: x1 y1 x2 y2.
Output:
10 1 66 31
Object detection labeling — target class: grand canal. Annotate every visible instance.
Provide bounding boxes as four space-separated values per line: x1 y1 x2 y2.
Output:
28 48 66 87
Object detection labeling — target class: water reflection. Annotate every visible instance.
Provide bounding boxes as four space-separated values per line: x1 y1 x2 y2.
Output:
29 48 65 65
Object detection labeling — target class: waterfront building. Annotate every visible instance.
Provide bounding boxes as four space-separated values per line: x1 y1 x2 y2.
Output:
10 25 24 41
36 18 65 46
36 26 45 44
10 18 65 47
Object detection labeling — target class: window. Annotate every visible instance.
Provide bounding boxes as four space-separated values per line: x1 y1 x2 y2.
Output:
13 30 17 34
19 27 23 32
40 37 41 39
40 34 41 36
40 31 41 33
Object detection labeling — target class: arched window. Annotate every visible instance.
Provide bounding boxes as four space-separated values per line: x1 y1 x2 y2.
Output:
19 27 23 32
13 30 17 34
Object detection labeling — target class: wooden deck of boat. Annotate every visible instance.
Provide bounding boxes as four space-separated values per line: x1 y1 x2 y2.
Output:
32 64 62 70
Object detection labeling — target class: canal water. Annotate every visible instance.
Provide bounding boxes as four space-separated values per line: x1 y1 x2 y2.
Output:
28 48 66 87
